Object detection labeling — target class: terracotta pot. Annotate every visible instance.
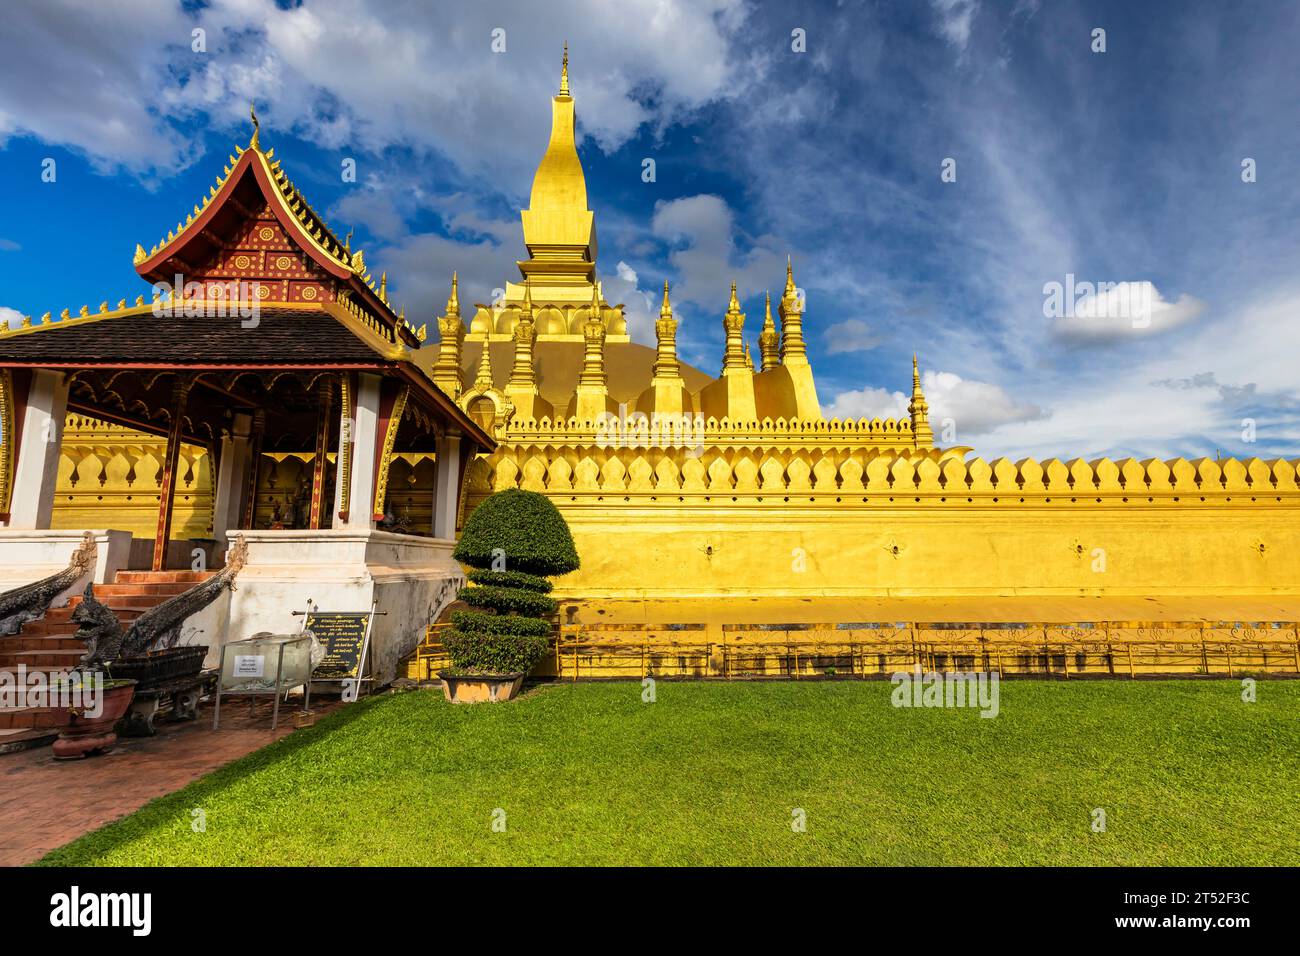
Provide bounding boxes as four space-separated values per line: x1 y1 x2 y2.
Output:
52 679 138 760
439 672 525 704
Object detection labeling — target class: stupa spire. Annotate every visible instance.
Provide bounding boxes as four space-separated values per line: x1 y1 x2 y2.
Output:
721 281 747 373
909 353 934 447
652 281 682 383
560 41 570 96
508 280 538 395
432 272 465 398
778 256 807 365
758 290 780 371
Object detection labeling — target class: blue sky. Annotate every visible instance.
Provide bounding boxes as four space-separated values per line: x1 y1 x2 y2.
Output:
2 0 1298 460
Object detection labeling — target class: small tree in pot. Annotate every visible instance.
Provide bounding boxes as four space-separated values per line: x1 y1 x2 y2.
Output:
442 489 579 702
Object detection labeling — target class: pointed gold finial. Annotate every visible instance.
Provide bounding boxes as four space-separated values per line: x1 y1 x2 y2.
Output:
909 353 933 447
133 243 148 266
474 338 494 389
249 101 260 150
560 41 570 96
344 228 353 254
660 280 672 319
784 255 796 295
379 270 388 303
446 271 460 318
590 280 601 315
521 277 534 318
728 280 740 312
759 290 780 372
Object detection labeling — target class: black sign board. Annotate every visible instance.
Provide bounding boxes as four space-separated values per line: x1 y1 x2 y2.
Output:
306 612 370 679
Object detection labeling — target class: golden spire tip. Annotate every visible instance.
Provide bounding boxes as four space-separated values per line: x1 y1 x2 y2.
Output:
560 41 570 96
249 101 260 150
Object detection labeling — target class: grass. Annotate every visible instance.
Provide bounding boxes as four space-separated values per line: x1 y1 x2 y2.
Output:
38 680 1300 866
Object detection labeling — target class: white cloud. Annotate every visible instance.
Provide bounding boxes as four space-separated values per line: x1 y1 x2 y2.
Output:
824 369 1042 437
601 261 657 345
1 306 23 330
823 318 881 354
1051 281 1205 343
650 194 791 308
930 0 980 50
0 0 749 185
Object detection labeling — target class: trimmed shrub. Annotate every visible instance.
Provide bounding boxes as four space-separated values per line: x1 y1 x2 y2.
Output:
459 584 558 618
450 609 553 638
467 568 553 594
453 489 580 576
443 490 578 679
442 629 551 675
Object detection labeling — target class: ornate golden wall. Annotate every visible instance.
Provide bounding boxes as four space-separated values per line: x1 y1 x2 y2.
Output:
52 414 214 539
464 426 1300 602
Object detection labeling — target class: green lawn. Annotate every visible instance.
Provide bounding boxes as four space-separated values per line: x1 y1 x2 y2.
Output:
38 680 1300 866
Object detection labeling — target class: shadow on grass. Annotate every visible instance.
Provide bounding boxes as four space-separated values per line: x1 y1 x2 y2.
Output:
33 692 400 866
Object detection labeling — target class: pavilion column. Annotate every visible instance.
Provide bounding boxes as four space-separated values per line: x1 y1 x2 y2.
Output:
152 377 192 571
211 412 252 549
431 428 463 540
5 369 69 530
308 377 334 529
240 409 266 532
335 373 381 530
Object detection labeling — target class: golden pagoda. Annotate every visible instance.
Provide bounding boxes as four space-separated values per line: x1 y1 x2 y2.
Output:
14 48 1300 628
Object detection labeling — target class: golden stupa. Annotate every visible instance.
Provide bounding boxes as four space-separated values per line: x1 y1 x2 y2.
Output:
45 49 1300 628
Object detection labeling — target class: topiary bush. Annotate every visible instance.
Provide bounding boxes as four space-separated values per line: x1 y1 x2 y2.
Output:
444 490 580 677
452 489 579 575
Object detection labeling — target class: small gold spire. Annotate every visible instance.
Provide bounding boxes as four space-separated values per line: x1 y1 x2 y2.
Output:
590 280 601 317
379 271 388 303
660 280 672 319
728 280 740 312
249 101 260 150
446 271 460 318
522 277 534 318
133 243 147 266
474 339 494 389
909 353 934 447
784 255 796 296
759 290 780 372
560 41 570 96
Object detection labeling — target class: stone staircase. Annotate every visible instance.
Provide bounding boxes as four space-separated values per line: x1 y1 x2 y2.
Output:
0 570 216 752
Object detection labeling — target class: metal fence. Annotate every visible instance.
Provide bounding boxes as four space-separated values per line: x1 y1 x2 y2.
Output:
406 620 1300 681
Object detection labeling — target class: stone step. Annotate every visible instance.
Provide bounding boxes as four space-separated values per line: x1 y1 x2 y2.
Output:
7 620 78 637
44 606 147 624
68 593 171 611
0 648 87 669
114 570 217 584
0 706 74 731
87 583 194 599
0 636 83 652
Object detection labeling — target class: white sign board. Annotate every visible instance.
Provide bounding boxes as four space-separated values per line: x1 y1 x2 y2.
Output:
233 655 265 678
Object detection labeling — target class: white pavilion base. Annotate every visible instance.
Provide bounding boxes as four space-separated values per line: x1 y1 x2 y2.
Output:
208 529 465 686
0 529 132 597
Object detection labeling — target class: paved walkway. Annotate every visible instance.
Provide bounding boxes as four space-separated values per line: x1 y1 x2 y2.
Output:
0 696 341 866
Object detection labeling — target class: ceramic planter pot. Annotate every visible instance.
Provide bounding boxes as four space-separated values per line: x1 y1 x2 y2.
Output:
52 679 138 759
439 672 525 703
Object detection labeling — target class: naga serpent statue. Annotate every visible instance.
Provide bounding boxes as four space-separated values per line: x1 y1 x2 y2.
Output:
75 536 249 667
0 532 96 636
